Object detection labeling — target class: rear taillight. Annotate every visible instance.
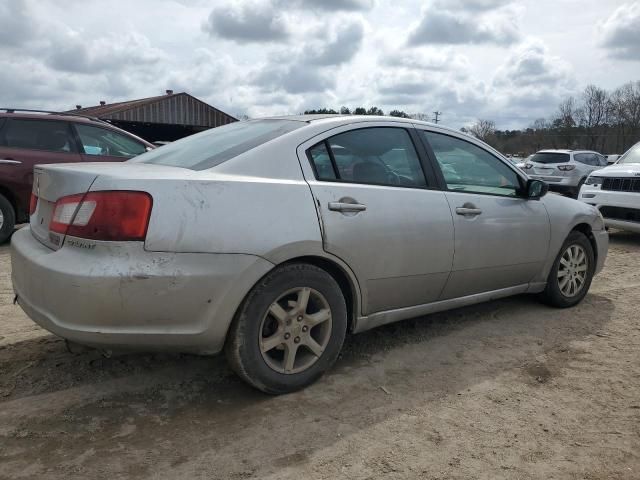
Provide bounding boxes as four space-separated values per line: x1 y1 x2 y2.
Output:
29 193 38 216
50 191 153 241
558 164 576 171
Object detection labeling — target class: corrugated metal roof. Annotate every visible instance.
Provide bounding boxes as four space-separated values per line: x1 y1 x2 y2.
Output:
68 92 238 128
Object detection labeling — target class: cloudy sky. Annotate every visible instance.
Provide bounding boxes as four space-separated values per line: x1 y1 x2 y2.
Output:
1 0 639 129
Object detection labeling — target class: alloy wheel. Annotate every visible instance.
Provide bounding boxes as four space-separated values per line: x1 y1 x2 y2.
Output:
259 287 332 374
557 244 588 297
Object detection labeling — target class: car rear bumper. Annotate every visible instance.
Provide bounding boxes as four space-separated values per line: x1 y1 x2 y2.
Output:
10 227 273 354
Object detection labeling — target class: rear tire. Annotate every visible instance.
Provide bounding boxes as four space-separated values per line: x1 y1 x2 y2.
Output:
540 231 595 308
225 263 347 394
0 194 16 244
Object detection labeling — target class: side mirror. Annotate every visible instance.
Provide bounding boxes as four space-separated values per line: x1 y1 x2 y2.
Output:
526 179 548 199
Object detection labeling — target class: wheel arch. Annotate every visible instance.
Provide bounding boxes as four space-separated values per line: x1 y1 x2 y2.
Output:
0 184 19 219
278 255 361 332
570 222 598 264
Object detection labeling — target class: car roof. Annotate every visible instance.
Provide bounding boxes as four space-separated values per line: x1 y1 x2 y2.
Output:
536 149 599 154
0 111 154 147
263 113 459 134
0 111 110 125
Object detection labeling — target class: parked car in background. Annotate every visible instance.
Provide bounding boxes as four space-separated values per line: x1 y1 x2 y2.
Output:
516 154 533 169
11 115 608 394
0 109 154 243
579 141 640 233
521 149 608 198
605 154 621 164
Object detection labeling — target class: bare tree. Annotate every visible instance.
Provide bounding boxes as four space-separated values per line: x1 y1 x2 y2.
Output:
467 119 496 142
577 85 608 150
552 96 578 149
409 113 431 122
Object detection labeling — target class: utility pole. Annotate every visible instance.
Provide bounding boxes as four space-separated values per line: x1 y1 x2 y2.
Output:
432 111 441 124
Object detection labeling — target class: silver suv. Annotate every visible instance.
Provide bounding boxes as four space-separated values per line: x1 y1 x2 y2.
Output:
522 149 608 197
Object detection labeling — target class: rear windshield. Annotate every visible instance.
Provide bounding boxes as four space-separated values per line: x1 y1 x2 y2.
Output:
530 152 570 164
618 142 640 164
129 119 304 170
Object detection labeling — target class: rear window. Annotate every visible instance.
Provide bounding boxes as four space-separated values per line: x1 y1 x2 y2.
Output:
129 119 304 170
618 142 640 165
530 152 570 164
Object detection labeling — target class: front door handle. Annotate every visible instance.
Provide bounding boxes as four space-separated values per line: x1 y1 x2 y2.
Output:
328 202 367 212
455 203 482 216
0 159 21 165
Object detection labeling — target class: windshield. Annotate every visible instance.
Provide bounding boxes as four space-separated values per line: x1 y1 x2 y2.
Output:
530 152 570 164
618 142 640 165
129 119 304 170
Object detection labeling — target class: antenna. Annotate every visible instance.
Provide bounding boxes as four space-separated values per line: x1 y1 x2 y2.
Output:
432 111 442 124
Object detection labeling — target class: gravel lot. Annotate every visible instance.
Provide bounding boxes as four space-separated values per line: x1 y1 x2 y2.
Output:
1 231 639 479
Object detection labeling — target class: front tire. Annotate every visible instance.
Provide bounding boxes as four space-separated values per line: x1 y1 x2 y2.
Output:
0 194 16 244
540 231 595 308
225 263 347 394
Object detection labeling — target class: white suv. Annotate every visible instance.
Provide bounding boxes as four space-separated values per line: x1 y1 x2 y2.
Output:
579 141 640 233
522 149 607 197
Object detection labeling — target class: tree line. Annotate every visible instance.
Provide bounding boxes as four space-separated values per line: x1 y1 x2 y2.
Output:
304 106 410 117
302 80 639 156
467 81 640 156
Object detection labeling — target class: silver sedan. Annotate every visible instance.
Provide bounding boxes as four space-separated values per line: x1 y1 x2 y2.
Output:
11 115 608 393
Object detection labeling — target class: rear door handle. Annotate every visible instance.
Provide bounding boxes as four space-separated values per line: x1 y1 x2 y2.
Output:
328 202 367 212
455 205 482 216
0 159 21 165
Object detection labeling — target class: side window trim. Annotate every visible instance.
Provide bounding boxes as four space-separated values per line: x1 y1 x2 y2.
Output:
417 128 527 198
324 139 340 179
305 126 431 190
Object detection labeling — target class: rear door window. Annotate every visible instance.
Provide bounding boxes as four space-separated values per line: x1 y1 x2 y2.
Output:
74 124 147 158
0 119 76 153
307 127 427 187
575 153 600 166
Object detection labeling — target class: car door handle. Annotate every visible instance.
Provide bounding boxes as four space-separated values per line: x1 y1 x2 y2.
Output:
455 206 482 216
328 202 367 212
0 159 21 165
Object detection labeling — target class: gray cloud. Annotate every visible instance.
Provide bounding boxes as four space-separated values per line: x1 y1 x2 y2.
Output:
408 6 520 46
0 0 38 48
253 64 335 94
305 21 364 65
432 0 511 12
45 32 163 74
599 2 640 61
379 82 433 96
285 0 374 10
203 1 289 43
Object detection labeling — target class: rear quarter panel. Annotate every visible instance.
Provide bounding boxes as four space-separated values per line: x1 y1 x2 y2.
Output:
88 143 324 257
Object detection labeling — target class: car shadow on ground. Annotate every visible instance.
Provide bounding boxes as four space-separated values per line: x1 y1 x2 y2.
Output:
1 291 614 476
607 228 640 246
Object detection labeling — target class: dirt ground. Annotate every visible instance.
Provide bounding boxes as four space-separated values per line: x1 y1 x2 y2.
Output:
1 231 639 480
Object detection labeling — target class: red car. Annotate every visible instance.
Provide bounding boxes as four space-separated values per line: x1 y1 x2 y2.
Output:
0 110 154 242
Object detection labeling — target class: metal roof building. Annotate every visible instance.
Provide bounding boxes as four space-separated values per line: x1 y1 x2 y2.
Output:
69 90 238 143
